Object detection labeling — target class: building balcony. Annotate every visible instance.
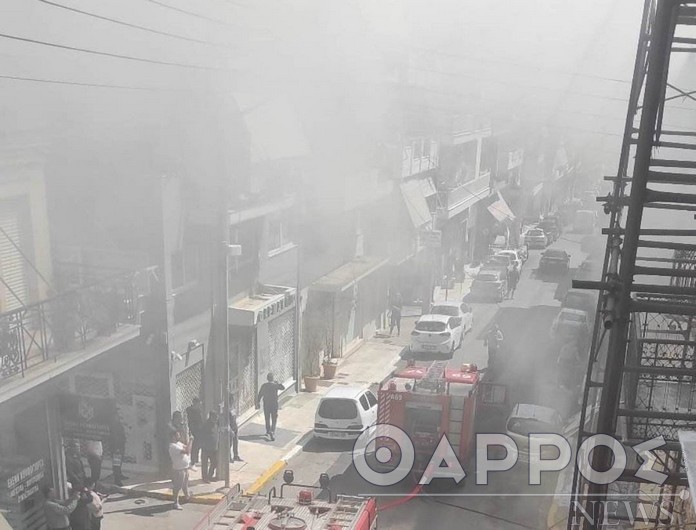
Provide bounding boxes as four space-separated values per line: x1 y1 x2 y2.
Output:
0 268 153 401
436 170 492 220
443 116 492 146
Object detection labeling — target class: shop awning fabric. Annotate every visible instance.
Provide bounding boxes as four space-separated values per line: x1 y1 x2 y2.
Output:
400 178 435 229
487 192 516 223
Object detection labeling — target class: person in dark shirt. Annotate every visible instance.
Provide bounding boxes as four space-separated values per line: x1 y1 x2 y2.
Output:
68 485 93 530
256 373 285 441
185 398 204 466
170 411 188 445
65 443 86 489
199 412 219 482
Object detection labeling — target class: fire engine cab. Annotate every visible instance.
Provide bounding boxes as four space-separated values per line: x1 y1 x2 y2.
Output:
376 360 503 477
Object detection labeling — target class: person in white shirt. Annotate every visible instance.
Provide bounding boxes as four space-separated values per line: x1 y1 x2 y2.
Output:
168 430 192 509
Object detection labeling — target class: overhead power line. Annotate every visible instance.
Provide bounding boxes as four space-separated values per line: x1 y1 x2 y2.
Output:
145 0 239 28
35 0 235 49
0 73 183 91
416 47 632 85
0 32 232 71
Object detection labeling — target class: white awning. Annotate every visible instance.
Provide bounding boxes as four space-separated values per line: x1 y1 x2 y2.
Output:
400 179 434 229
487 192 516 223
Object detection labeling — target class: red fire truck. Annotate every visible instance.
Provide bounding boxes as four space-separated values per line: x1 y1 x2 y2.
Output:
194 479 378 530
376 360 505 479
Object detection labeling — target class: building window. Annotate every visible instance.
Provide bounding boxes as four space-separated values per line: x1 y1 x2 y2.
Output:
268 219 294 256
171 244 200 290
413 139 423 159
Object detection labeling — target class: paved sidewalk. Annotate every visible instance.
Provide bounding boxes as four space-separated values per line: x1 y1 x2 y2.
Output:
106 266 481 506
107 330 407 504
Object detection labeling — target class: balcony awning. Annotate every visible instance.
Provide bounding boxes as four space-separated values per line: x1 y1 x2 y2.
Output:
310 256 389 293
400 178 435 229
487 192 516 223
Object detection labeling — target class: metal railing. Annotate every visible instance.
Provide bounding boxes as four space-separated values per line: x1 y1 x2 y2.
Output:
0 268 152 383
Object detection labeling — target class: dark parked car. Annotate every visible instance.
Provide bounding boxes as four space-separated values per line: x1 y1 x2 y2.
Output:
539 249 570 273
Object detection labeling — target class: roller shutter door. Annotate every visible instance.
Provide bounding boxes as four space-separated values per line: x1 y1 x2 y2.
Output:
0 201 28 311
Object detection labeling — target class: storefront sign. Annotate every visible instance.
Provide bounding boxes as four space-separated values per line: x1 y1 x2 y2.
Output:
7 459 44 502
60 394 116 440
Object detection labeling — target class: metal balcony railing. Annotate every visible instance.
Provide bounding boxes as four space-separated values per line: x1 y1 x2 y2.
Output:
0 269 151 384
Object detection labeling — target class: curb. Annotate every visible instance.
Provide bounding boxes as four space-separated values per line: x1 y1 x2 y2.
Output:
106 484 225 505
245 460 287 495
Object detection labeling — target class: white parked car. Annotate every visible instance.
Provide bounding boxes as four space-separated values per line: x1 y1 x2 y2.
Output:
505 403 564 462
410 314 464 357
430 301 473 334
521 228 548 249
314 385 378 440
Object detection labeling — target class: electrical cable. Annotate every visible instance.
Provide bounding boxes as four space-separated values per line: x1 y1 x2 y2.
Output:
144 0 239 28
0 73 183 91
415 47 632 85
35 0 235 49
0 32 232 71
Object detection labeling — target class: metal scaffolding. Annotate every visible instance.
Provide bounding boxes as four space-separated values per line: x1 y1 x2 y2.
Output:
569 0 696 528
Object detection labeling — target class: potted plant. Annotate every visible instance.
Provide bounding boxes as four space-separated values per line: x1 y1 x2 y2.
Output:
322 352 338 380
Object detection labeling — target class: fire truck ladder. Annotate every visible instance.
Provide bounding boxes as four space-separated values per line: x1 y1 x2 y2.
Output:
569 0 696 528
419 360 448 392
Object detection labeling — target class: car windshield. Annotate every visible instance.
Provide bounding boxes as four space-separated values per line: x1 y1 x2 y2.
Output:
527 229 544 236
544 250 566 258
416 321 447 332
431 305 459 317
491 255 511 263
476 273 499 282
507 418 558 436
318 398 358 420
561 312 586 323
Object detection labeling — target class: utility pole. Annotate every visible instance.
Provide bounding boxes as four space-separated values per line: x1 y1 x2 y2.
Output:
213 182 232 488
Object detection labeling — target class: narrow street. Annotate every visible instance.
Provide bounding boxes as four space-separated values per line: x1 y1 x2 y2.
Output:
262 233 591 530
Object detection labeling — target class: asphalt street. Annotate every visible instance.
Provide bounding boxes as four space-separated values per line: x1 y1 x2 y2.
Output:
263 232 594 530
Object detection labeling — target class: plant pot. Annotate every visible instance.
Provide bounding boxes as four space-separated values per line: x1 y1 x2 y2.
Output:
304 375 320 392
322 362 337 380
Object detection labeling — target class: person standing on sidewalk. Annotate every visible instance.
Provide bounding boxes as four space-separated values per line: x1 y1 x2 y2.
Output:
185 397 203 467
83 440 103 484
42 485 79 530
110 415 128 486
199 411 219 483
84 479 106 530
256 373 285 441
389 292 403 336
168 430 192 510
507 264 520 299
228 394 242 462
170 411 188 445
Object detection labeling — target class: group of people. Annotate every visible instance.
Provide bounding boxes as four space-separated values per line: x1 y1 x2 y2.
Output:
44 446 107 530
167 373 285 509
